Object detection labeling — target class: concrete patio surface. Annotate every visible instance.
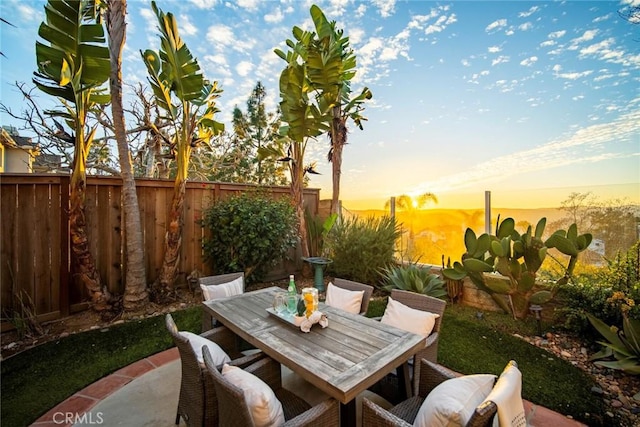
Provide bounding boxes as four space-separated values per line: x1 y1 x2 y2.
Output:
31 347 586 427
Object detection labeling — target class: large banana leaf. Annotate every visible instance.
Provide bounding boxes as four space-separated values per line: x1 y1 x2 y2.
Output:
34 0 110 103
278 60 328 143
145 1 204 104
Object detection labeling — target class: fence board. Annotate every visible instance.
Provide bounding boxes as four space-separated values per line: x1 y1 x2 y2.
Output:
1 174 320 328
17 184 36 307
34 185 51 314
1 183 18 312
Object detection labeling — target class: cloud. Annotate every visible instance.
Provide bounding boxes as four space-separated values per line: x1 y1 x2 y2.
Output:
206 24 256 52
235 61 253 76
488 46 502 53
372 0 396 18
548 30 566 39
236 0 260 11
520 56 538 66
491 56 510 66
264 7 284 24
203 54 232 77
518 6 539 18
16 2 41 22
188 0 218 9
593 13 612 23
571 29 599 46
556 70 594 80
425 13 458 34
486 19 507 33
179 15 198 36
518 22 533 31
408 5 456 36
411 110 640 194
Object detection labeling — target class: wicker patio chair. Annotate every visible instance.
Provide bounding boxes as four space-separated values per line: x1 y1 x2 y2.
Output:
202 348 340 426
166 313 262 427
330 278 374 315
199 272 244 332
362 359 499 427
369 289 447 401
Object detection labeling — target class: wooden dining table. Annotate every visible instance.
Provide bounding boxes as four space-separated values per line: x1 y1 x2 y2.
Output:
202 286 426 427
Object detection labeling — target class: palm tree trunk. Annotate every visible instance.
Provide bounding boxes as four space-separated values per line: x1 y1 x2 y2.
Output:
107 0 148 310
330 112 346 216
69 168 111 310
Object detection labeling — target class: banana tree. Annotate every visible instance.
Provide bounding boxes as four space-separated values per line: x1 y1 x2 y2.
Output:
141 1 224 294
306 5 372 216
270 25 330 258
33 0 112 310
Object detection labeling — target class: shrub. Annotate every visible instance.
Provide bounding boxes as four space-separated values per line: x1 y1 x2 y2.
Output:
202 193 298 281
326 215 401 285
380 263 447 298
556 241 639 335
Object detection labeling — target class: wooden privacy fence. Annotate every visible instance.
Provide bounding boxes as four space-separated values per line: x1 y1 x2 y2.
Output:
0 174 319 328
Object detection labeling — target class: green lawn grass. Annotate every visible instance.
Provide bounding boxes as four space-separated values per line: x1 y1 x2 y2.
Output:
2 301 607 426
1 308 201 427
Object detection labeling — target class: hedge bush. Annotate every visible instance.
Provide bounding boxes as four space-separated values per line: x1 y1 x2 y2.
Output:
202 192 298 281
326 215 401 285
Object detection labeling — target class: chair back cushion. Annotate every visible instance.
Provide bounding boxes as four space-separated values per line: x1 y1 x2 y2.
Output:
325 282 364 314
221 364 285 427
180 331 231 365
381 296 440 336
413 374 496 427
481 361 526 427
201 276 244 301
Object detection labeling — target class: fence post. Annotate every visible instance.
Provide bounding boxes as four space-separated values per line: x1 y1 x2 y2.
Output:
484 190 491 235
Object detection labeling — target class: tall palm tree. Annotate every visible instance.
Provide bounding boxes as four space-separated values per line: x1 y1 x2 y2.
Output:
104 0 148 309
141 1 224 294
33 0 112 309
306 5 372 216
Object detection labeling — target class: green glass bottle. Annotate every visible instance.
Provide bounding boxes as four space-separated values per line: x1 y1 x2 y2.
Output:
287 274 296 295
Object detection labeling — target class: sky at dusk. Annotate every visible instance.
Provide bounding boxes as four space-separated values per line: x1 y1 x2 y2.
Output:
1 0 638 209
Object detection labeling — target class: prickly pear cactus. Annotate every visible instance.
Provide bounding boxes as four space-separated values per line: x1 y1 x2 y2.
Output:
443 216 592 319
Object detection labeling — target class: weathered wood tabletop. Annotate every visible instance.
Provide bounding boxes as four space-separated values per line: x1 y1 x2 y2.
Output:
203 286 426 426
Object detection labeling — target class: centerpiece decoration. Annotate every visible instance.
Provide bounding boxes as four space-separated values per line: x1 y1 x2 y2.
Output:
298 287 327 332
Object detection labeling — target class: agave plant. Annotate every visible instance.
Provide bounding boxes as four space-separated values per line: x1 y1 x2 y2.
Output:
380 264 447 299
587 313 640 375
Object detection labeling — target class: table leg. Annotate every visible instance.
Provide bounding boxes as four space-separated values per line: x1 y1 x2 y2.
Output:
340 400 356 427
397 361 412 400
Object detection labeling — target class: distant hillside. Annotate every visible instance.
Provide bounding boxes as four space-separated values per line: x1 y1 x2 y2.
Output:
343 207 569 264
346 207 564 224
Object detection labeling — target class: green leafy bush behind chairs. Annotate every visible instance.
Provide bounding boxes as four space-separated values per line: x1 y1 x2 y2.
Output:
202 192 298 282
326 215 401 284
443 216 592 320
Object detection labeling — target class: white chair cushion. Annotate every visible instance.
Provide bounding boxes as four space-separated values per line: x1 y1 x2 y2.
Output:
179 331 231 365
222 364 285 427
381 296 440 336
200 276 244 301
325 282 364 314
481 361 526 427
413 374 497 427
